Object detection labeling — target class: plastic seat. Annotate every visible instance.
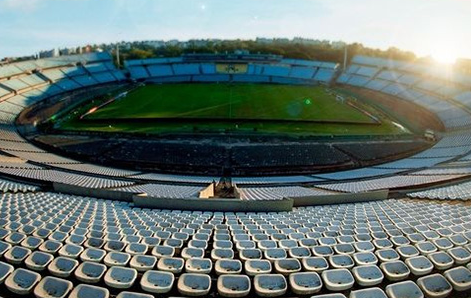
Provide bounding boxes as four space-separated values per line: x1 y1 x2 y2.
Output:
288 247 311 258
80 248 106 263
397 245 420 259
376 248 400 262
185 258 213 274
69 284 109 298
125 243 148 255
104 252 131 267
151 245 175 258
181 247 205 259
302 257 329 272
321 269 355 291
48 257 79 278
25 251 53 271
130 255 157 272
0 261 14 284
428 251 454 270
352 265 384 286
447 247 471 265
39 240 63 254
416 242 437 255
239 248 262 261
140 270 174 294
312 245 334 257
116 292 153 298
385 281 424 298
444 266 471 291
5 268 41 295
211 248 234 261
177 273 211 296
381 260 410 281
405 256 433 276
215 259 242 275
353 241 375 252
21 236 43 250
253 274 287 297
104 240 125 252
75 261 107 284
264 248 287 261
289 272 322 295
58 244 84 259
157 257 185 274
4 245 31 265
353 252 378 265
334 243 355 255
329 255 354 269
104 266 138 289
311 294 346 298
349 287 387 298
34 276 73 298
417 274 452 298
217 274 251 298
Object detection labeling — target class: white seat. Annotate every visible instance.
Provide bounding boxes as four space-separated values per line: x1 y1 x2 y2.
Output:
329 255 354 269
404 256 433 276
447 247 471 265
321 269 354 291
25 251 53 271
289 272 322 295
239 249 262 261
68 284 109 298
5 268 41 295
0 261 14 284
380 260 410 281
385 281 424 298
215 259 242 275
245 259 272 276
34 276 73 298
417 274 452 298
116 292 154 298
217 274 251 298
74 261 107 284
140 270 174 294
151 245 175 258
104 266 138 289
48 257 79 278
444 266 471 291
428 252 454 270
349 287 387 298
58 244 84 259
185 258 213 274
104 252 131 267
253 274 287 297
4 246 31 265
352 265 384 286
157 257 185 274
80 248 106 263
177 273 211 296
129 255 157 272
302 257 329 272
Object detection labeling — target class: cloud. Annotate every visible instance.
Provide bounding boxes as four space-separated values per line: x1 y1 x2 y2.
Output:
0 0 40 12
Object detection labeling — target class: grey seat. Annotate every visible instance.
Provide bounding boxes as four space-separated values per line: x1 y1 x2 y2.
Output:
5 268 41 295
69 284 110 298
75 261 107 284
321 268 354 291
444 266 471 291
289 272 322 295
34 276 74 298
140 270 174 294
349 287 387 298
253 274 287 297
177 273 211 296
352 265 384 286
217 274 251 298
104 266 138 289
385 281 424 298
416 274 452 298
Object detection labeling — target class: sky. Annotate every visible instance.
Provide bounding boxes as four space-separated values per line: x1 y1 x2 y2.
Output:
1 0 471 62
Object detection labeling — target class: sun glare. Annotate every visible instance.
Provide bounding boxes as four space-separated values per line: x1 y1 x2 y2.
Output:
431 46 459 64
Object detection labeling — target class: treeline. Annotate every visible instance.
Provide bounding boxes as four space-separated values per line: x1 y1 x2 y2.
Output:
106 39 417 64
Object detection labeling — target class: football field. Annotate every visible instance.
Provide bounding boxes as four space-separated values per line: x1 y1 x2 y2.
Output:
58 83 408 136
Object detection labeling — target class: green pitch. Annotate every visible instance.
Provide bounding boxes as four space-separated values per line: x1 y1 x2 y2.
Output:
58 84 409 136
89 84 373 122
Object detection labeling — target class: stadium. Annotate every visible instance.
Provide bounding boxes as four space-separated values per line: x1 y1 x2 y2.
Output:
1 2 471 298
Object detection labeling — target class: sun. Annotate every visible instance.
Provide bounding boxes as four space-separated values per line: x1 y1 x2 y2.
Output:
431 46 459 64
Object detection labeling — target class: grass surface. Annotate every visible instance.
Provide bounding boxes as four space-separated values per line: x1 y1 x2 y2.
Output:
88 84 374 122
58 84 408 136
